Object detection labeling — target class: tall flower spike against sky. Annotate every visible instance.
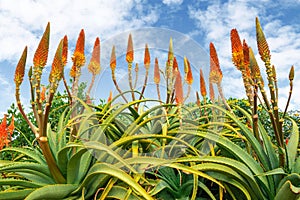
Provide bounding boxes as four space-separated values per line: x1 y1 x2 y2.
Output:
1 0 300 114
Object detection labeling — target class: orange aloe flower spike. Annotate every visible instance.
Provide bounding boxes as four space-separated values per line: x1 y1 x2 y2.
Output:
243 40 251 78
154 58 160 84
209 42 222 84
88 37 101 75
174 69 184 105
41 86 46 101
110 45 116 72
107 90 113 103
200 69 207 97
144 43 150 68
33 22 50 68
256 17 271 62
49 39 64 83
230 29 244 69
14 46 27 88
126 34 134 63
186 59 193 85
7 115 14 136
72 29 85 67
62 35 68 66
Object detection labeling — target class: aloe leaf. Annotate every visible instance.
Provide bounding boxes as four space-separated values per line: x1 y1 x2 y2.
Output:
0 147 45 164
24 184 78 200
106 186 141 200
78 163 154 200
67 148 92 184
0 162 51 177
0 178 44 188
292 157 300 174
208 171 252 200
0 189 34 200
287 118 299 170
274 180 300 200
256 168 286 177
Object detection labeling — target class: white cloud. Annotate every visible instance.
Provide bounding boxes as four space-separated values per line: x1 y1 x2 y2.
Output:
0 0 159 64
162 0 183 6
188 0 300 110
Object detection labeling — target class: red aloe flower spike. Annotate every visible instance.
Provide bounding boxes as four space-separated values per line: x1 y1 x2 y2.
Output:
230 29 244 69
144 43 150 68
256 17 271 62
72 29 85 67
209 42 222 84
154 58 160 84
62 35 68 66
14 46 27 88
173 57 179 73
200 69 207 97
88 37 101 75
174 70 184 105
33 22 50 68
126 34 134 63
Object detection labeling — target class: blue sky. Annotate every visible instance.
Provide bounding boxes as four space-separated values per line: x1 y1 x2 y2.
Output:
1 0 300 115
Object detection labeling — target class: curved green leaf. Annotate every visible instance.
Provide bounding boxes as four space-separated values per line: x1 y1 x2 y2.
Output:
0 189 34 200
24 184 78 200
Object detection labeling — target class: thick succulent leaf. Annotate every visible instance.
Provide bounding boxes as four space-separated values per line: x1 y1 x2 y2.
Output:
287 118 299 170
0 178 44 188
207 171 252 200
78 163 154 200
0 189 34 200
67 148 92 184
292 157 300 174
276 173 300 193
0 147 46 164
275 180 300 200
0 162 51 177
24 184 78 200
105 186 141 200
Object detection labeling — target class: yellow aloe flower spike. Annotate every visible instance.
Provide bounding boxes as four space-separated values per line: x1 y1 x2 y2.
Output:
88 37 101 75
49 39 64 84
154 57 160 84
14 46 27 88
209 42 222 84
256 17 271 62
62 35 68 66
